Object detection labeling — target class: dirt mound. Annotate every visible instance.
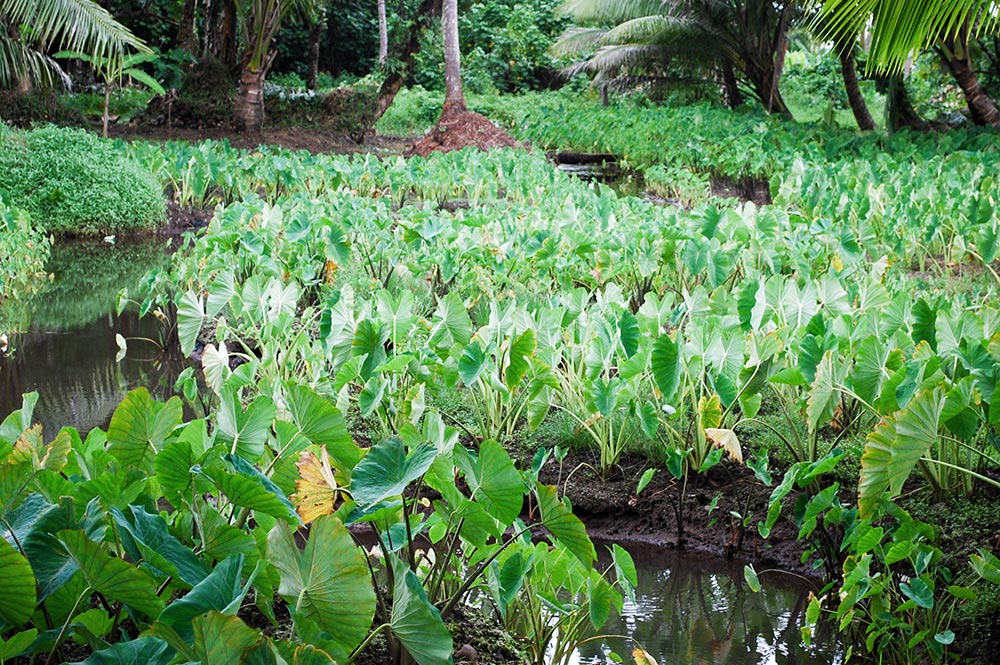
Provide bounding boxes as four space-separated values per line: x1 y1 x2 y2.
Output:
410 107 519 156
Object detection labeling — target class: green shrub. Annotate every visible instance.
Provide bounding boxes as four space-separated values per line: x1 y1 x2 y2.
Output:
0 193 52 333
265 76 380 141
0 90 85 128
0 125 166 237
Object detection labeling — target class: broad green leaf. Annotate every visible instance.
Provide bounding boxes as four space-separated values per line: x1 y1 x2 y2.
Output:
216 389 276 462
859 419 894 518
890 389 944 495
458 341 488 385
619 310 640 358
588 574 613 630
155 439 197 506
636 468 656 495
806 352 838 436
268 516 374 661
350 438 437 505
743 564 761 592
158 555 256 642
58 529 165 618
192 611 262 665
77 637 172 665
537 484 596 566
911 299 937 351
505 329 536 391
198 454 300 523
698 394 722 430
389 555 453 665
900 577 934 609
107 388 183 470
177 290 205 357
592 378 620 417
285 383 360 471
651 334 679 401
0 536 35 626
112 505 210 587
466 439 523 525
0 629 38 661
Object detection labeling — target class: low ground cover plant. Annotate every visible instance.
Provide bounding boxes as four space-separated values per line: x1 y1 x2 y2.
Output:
0 124 166 237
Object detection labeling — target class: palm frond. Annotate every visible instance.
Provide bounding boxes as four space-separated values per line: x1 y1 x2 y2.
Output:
551 27 612 57
601 14 694 45
816 0 1000 72
2 0 146 76
0 37 59 88
559 0 675 24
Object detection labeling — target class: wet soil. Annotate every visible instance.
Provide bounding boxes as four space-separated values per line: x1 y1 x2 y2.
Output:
410 108 520 157
533 450 824 580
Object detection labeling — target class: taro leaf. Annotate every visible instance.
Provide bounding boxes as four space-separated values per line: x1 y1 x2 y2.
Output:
58 529 165 618
0 629 38 661
350 438 437 506
852 337 888 405
592 378 620 418
798 334 824 386
611 543 638 601
858 419 895 519
192 611 262 665
588 574 613 630
633 648 659 665
743 565 761 592
389 555 453 665
458 341 488 385
22 497 106 602
537 484 596 566
293 448 340 524
619 310 640 359
112 506 210 587
970 549 1000 585
505 329 536 391
268 516 374 662
216 388 276 463
0 536 36 626
0 392 38 447
428 292 473 349
490 551 531 618
198 454 299 524
202 343 231 395
155 439 197 505
77 636 172 665
177 290 205 357
651 334 679 401
353 318 387 381
107 388 183 471
900 577 934 609
636 468 656 495
200 507 259 564
806 352 838 436
206 270 236 319
157 555 256 642
466 439 523 525
705 428 743 464
911 300 937 351
285 383 360 472
698 394 722 430
890 389 944 496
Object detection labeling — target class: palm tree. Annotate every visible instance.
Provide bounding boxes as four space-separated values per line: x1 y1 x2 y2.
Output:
818 0 1000 125
1 0 145 91
554 0 797 116
441 0 464 113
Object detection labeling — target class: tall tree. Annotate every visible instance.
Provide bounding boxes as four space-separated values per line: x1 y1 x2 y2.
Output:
441 0 464 112
0 0 146 90
938 24 999 125
233 0 306 132
377 0 388 69
554 0 796 117
371 0 441 124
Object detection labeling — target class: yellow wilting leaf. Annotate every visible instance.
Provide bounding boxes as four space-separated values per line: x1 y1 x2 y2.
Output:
293 447 341 524
705 428 743 464
698 394 723 430
632 648 659 665
831 254 844 272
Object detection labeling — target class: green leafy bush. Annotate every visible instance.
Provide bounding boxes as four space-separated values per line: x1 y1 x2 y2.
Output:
0 125 166 236
0 194 51 333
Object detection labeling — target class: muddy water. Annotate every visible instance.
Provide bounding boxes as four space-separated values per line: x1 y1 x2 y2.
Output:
0 238 188 436
571 545 843 665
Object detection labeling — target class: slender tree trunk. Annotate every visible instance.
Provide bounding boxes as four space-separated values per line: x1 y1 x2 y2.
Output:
177 0 198 54
102 83 111 137
307 15 324 90
372 0 442 125
838 46 876 130
378 0 389 70
940 32 1000 126
441 0 465 113
721 61 743 109
884 76 928 133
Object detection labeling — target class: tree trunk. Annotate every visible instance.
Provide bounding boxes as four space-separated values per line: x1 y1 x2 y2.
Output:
177 0 198 54
372 0 442 125
885 76 928 133
940 32 1000 126
721 61 743 108
102 83 111 137
441 0 465 113
307 17 323 90
235 65 267 132
838 46 876 130
378 0 389 70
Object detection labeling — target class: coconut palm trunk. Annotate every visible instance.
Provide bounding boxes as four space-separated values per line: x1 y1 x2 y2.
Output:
378 0 388 69
837 42 876 130
441 0 465 113
233 0 286 132
940 28 1000 126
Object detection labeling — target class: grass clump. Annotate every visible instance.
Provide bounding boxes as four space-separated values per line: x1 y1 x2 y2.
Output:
0 124 166 236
